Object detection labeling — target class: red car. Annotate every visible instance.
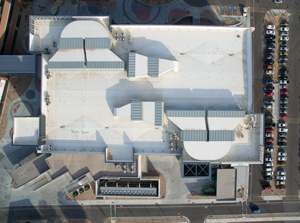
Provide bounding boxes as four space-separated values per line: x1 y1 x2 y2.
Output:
265 128 274 132
263 186 272 190
276 185 285 189
264 92 274 96
280 114 288 118
278 161 286 165
281 90 289 94
266 138 274 142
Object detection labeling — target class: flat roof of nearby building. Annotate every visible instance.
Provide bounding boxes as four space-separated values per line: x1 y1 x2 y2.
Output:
0 55 36 73
28 16 261 164
13 117 40 145
216 169 236 200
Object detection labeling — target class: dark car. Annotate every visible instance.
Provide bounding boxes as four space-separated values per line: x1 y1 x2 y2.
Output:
280 95 289 99
263 79 274 84
265 50 274 54
264 86 275 91
280 42 289 47
279 132 287 137
265 60 274 65
263 185 272 190
279 75 288 80
265 143 274 147
278 161 286 165
266 35 275 40
265 123 275 127
267 45 275 50
280 56 289 60
276 185 285 189
267 40 275 45
278 142 287 146
280 22 289 26
280 104 288 108
279 70 289 74
265 55 274 60
279 61 288 65
264 176 272 181
278 138 287 142
265 114 273 118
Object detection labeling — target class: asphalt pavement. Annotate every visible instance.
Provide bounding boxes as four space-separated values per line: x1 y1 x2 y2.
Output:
3 202 300 223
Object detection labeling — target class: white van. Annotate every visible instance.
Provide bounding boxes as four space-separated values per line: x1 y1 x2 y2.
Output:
276 181 285 185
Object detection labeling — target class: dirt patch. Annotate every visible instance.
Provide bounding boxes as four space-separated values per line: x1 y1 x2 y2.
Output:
187 194 216 199
12 181 18 189
174 16 193 25
85 0 117 7
66 182 96 201
138 0 174 6
105 217 189 223
0 76 32 141
202 7 239 26
200 18 216 26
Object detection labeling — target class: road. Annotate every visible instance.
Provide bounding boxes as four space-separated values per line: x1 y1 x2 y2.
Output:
251 0 300 197
2 202 300 223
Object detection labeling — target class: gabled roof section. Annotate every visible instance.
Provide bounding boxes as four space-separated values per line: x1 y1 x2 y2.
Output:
127 52 136 77
85 38 111 49
154 101 164 126
181 130 207 141
58 38 83 49
86 61 124 70
148 57 159 78
48 61 85 70
207 110 245 117
131 100 142 121
209 130 235 141
167 109 205 117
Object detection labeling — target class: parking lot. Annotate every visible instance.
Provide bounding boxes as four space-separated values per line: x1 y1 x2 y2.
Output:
251 4 300 199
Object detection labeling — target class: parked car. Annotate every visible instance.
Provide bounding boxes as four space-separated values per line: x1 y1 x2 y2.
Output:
264 162 273 166
278 128 288 132
281 90 289 94
265 143 274 147
264 100 275 104
278 161 286 165
280 100 288 104
276 171 286 176
265 114 273 119
264 80 274 84
279 76 288 80
265 55 274 60
274 0 283 3
278 133 287 137
280 95 289 99
280 56 289 60
276 176 286 181
279 80 289 84
280 47 289 51
276 185 285 189
278 138 287 142
264 105 273 109
280 110 288 114
243 7 247 16
266 35 275 40
265 133 273 137
265 171 273 175
265 50 274 55
280 104 288 108
267 45 275 50
266 138 274 142
266 65 275 70
264 86 275 91
264 92 274 96
266 147 275 152
278 156 287 161
267 25 275 29
280 27 289 31
280 51 288 56
280 22 289 26
279 85 287 90
252 208 261 213
278 123 288 127
280 37 289 41
263 185 272 190
280 31 289 36
265 123 275 128
265 167 274 171
278 141 287 145
279 61 288 65
278 152 287 156
280 42 289 46
277 181 285 185
267 40 275 44
279 70 289 74
265 60 274 65
280 114 288 118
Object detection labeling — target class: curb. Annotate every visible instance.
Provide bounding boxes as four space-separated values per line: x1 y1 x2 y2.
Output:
137 0 176 7
104 215 190 223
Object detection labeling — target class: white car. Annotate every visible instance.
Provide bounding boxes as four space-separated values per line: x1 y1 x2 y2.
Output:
243 7 247 16
280 110 288 114
276 176 286 181
265 171 273 176
277 171 286 175
280 37 289 41
265 157 273 162
278 152 287 156
265 133 273 137
280 47 289 51
265 162 273 166
265 167 274 171
280 27 289 31
280 80 289 84
267 25 275 29
266 30 275 35
278 156 287 161
266 70 274 74
264 105 273 109
280 85 287 89
278 128 288 132
266 148 275 152
278 123 287 127
274 0 283 3
280 32 289 36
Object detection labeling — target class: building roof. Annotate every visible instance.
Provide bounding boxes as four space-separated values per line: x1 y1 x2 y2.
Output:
131 100 143 121
209 130 235 141
85 38 111 49
13 117 40 145
216 169 236 200
181 130 207 141
0 55 36 73
166 109 205 117
58 38 83 49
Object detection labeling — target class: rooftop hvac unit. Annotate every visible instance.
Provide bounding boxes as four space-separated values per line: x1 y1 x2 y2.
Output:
46 96 51 106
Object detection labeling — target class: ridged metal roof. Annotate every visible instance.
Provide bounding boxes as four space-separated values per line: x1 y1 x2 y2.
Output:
181 130 207 141
127 53 136 77
131 100 142 121
148 57 159 78
209 130 235 141
207 110 245 117
39 115 46 138
166 109 205 117
48 61 85 69
86 61 124 70
85 38 111 49
154 101 164 126
58 38 83 49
